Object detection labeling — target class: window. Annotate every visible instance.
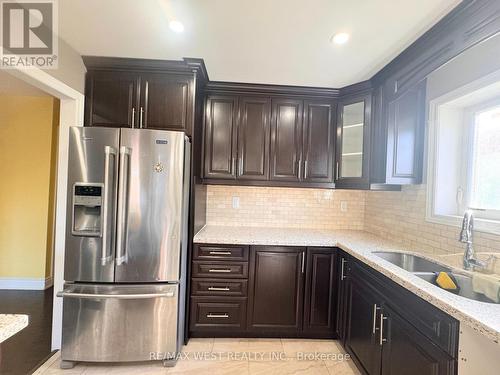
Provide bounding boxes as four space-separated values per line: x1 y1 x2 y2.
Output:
427 78 500 235
468 105 500 216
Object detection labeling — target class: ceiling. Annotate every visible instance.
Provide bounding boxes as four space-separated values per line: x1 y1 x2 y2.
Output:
0 71 50 96
59 0 461 88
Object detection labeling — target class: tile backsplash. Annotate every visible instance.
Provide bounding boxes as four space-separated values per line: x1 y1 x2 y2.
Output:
204 184 500 261
364 184 500 257
206 185 366 230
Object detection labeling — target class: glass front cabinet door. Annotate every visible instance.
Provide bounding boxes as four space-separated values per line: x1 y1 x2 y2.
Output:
335 93 371 189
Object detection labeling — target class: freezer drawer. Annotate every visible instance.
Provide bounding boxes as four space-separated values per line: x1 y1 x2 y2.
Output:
59 283 179 363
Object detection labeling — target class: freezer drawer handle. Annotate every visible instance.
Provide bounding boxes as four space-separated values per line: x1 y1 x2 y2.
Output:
208 269 232 273
209 251 232 255
206 313 229 318
208 286 230 291
56 291 175 299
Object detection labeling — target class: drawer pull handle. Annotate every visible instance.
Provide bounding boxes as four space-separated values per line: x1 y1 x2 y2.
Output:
208 269 232 273
209 251 232 255
208 287 230 291
206 313 229 318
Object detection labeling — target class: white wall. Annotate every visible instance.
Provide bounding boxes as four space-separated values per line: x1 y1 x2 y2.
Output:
48 37 86 94
427 33 500 101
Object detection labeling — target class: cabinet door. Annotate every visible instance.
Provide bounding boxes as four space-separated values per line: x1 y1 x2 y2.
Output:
346 276 382 375
381 305 456 375
335 254 349 344
85 70 139 128
335 94 371 189
203 95 238 179
237 97 271 180
247 246 305 333
385 80 426 184
270 99 303 182
303 248 337 337
140 73 193 135
302 100 335 183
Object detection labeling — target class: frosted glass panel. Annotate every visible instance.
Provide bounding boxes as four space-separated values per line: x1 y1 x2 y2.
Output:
341 101 365 178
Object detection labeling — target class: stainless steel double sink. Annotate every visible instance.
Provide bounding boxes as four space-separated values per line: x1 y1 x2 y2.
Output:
373 251 497 304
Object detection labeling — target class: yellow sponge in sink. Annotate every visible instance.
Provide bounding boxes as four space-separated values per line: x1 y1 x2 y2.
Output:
435 272 459 292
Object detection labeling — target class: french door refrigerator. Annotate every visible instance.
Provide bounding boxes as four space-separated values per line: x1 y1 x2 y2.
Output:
58 127 190 366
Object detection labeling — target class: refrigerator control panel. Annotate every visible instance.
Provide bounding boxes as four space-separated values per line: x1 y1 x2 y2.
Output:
72 182 104 237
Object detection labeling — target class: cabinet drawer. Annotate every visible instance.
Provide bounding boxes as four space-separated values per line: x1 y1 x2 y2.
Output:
191 278 248 297
194 244 249 261
192 261 248 279
190 297 247 331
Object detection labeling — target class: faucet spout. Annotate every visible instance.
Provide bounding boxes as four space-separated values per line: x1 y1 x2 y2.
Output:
459 210 473 244
460 210 490 271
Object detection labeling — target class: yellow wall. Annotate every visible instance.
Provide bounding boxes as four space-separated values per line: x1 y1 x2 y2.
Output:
0 95 59 279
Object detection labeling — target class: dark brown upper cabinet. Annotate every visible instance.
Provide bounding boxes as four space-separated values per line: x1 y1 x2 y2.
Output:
203 95 238 179
83 57 204 137
385 80 426 185
247 246 305 334
369 79 426 187
335 93 372 189
236 97 271 180
139 73 193 134
85 70 140 128
303 248 337 338
302 100 336 183
270 99 303 182
202 85 337 188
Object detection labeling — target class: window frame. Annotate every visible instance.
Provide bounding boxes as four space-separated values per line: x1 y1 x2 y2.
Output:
426 76 500 236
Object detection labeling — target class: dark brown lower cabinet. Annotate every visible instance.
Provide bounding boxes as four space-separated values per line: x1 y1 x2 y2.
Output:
189 244 337 338
380 305 456 375
346 278 382 375
303 248 337 337
339 251 458 375
335 253 349 344
190 297 247 333
189 244 458 375
247 246 305 334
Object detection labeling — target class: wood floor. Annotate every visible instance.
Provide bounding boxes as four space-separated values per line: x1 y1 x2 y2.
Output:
0 287 54 375
34 338 360 375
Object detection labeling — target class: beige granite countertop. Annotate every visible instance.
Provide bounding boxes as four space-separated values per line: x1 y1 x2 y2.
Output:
194 225 500 344
0 314 28 343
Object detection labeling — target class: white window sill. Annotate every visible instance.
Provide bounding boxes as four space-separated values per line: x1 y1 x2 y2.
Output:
426 213 500 236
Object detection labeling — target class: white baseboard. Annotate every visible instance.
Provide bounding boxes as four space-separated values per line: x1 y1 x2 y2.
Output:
0 276 54 290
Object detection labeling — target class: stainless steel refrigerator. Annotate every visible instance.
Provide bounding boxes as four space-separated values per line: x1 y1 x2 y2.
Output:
57 127 190 367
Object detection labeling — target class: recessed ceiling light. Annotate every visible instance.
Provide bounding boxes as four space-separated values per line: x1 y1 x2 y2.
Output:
169 20 184 33
331 32 350 45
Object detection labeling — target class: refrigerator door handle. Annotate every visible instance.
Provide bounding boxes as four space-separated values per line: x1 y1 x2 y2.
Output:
116 146 131 266
101 146 117 266
56 291 176 299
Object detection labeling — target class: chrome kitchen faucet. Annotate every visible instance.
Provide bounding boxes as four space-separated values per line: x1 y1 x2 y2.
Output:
460 210 490 271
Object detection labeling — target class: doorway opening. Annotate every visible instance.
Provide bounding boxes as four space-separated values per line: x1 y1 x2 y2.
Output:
0 71 60 374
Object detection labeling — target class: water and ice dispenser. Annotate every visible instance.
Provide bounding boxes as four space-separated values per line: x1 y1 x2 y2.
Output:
72 183 103 236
